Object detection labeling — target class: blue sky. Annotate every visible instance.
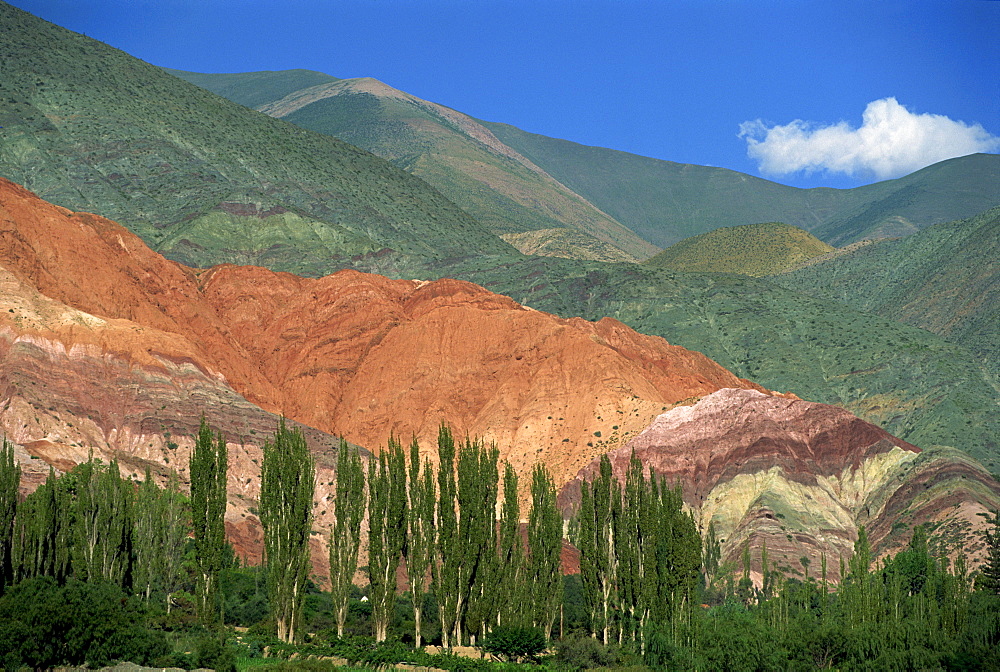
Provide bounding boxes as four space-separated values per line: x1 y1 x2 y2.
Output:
11 0 999 189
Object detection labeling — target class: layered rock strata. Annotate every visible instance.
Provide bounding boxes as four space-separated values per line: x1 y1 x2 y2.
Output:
560 389 1000 582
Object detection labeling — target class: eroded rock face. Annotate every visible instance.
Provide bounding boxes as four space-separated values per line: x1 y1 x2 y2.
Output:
0 176 776 495
560 389 1000 582
0 177 782 573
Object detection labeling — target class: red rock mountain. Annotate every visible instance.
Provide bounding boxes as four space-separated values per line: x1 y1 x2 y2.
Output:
561 388 1000 582
1 176 770 512
4 177 997 575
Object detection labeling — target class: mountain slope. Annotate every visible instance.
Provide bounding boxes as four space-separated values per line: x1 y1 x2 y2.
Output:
776 207 1000 377
161 67 338 110
644 221 834 276
167 69 659 262
0 176 773 492
6 178 998 574
0 2 512 276
483 122 1000 247
426 255 1000 475
560 389 1000 580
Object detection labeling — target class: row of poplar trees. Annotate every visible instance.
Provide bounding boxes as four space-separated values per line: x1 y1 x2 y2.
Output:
0 421 704 652
574 453 702 650
329 424 565 648
0 419 316 647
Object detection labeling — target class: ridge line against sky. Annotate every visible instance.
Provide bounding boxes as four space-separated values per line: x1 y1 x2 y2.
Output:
7 0 999 189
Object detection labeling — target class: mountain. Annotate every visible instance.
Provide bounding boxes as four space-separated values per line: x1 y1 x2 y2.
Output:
5 178 997 572
3 6 998 478
482 121 1000 248
775 207 1000 378
169 64 1000 255
429 255 1000 476
0 176 775 498
166 69 657 262
644 222 834 276
0 2 513 278
560 389 1000 581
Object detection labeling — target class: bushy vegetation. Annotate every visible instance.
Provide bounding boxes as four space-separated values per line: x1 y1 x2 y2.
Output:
644 222 833 276
777 206 1000 378
2 434 1000 670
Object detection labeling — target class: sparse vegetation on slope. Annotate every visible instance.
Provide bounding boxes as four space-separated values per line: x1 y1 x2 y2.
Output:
0 3 512 275
424 255 1000 474
776 206 1000 377
644 221 834 276
169 70 658 261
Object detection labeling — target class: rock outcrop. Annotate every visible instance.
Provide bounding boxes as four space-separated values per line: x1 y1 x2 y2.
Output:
0 177 776 494
560 388 1000 581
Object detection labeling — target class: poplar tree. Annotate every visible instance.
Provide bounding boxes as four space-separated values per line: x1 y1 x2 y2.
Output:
134 470 188 611
496 462 525 628
366 437 407 642
617 455 644 644
329 438 365 638
158 471 189 613
654 481 701 627
260 420 316 644
977 509 1000 595
702 520 722 591
434 424 460 649
580 455 619 645
133 470 159 602
190 417 229 627
72 458 133 588
13 466 73 582
405 438 435 647
462 438 499 645
0 438 19 593
528 462 562 640
132 468 191 614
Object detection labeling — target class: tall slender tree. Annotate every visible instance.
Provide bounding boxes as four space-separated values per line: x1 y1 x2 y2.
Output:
158 471 189 613
13 466 73 583
405 438 435 647
579 455 619 645
260 420 316 644
528 462 562 640
329 438 366 638
462 439 499 646
496 462 525 628
0 438 19 594
976 509 1000 595
433 424 460 649
72 458 133 588
366 437 407 642
190 417 229 627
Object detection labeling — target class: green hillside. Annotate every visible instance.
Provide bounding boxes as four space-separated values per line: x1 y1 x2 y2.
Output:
644 222 834 276
160 68 338 110
776 207 1000 377
427 255 1000 475
482 121 1000 248
166 70 659 262
0 3 513 276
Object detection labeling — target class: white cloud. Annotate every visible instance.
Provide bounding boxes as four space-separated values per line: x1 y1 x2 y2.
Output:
739 98 1000 180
